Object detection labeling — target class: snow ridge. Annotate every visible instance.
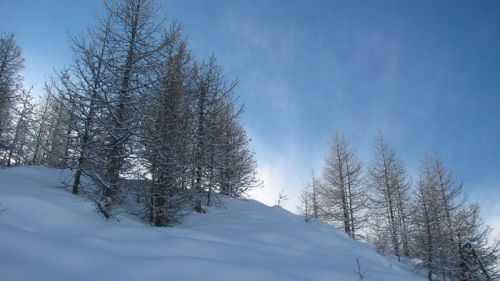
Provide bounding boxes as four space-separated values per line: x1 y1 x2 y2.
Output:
0 167 424 281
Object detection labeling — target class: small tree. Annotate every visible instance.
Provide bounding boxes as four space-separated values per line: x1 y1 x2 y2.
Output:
297 170 321 222
275 188 289 207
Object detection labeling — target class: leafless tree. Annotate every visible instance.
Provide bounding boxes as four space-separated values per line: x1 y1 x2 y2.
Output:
297 170 321 222
0 33 24 160
321 131 366 239
367 132 411 260
4 88 34 166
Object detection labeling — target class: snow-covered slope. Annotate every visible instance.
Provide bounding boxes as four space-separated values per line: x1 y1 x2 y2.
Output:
0 167 424 281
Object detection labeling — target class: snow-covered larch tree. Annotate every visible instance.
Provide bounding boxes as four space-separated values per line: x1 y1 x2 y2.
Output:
0 33 24 162
321 131 366 239
367 132 411 260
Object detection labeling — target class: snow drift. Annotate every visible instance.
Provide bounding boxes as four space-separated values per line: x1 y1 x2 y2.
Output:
0 166 425 281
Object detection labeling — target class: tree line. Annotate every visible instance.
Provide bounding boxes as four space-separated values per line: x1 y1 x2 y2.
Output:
298 131 499 281
0 0 260 226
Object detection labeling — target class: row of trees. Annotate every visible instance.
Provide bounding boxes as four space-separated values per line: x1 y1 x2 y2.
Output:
298 131 499 281
0 0 260 226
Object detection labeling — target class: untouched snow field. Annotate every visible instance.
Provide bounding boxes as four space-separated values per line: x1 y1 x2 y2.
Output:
0 166 425 281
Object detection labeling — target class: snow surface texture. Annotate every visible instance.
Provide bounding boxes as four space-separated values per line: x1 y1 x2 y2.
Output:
0 167 425 281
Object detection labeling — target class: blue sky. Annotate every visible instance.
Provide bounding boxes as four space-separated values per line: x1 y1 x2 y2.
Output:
1 0 499 235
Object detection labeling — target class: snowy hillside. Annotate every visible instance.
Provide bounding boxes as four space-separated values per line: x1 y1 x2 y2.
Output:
0 167 425 281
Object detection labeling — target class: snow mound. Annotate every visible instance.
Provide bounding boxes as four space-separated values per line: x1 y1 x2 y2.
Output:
0 166 424 281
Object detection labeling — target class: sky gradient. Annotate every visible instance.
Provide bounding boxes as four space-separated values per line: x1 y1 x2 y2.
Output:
1 0 499 236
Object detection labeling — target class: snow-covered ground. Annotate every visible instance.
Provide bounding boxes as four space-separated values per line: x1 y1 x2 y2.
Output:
0 166 425 281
